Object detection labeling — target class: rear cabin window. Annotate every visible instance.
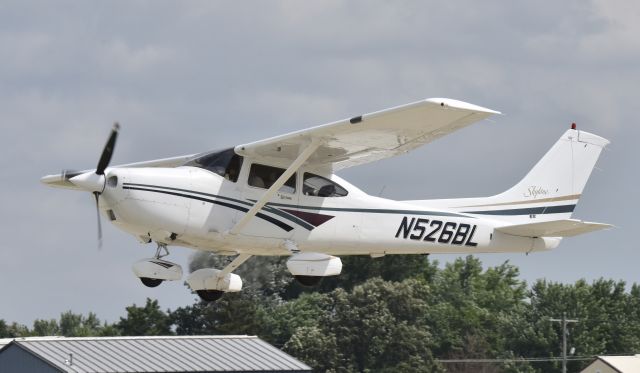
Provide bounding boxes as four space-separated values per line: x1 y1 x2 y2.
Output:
183 148 243 182
248 164 296 194
303 173 348 197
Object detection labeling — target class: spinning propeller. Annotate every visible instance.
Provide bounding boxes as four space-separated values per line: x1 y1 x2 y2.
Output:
67 123 120 248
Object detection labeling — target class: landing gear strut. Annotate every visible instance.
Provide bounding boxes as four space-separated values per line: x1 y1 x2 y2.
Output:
154 242 170 259
140 243 169 287
133 242 183 288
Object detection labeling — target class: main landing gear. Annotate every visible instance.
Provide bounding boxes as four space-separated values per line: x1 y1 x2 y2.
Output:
287 252 342 287
132 243 247 303
132 241 344 303
186 254 250 303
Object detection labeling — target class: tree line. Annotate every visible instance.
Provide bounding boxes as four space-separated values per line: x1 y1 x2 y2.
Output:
2 254 639 373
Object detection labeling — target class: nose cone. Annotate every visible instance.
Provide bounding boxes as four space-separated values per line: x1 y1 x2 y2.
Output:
69 172 105 192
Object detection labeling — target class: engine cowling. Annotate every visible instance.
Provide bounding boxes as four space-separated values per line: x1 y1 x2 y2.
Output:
132 258 183 281
186 268 243 292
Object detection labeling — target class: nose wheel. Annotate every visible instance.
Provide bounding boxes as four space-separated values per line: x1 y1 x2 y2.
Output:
133 243 183 288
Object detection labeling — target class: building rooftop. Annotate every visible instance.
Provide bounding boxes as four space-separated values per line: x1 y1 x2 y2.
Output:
0 335 311 372
597 355 640 372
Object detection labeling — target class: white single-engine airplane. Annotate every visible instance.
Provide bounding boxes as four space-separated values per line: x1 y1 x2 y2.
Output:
42 98 610 301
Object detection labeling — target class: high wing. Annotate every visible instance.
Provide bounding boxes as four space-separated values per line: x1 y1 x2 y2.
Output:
235 98 500 171
41 154 196 190
42 98 499 190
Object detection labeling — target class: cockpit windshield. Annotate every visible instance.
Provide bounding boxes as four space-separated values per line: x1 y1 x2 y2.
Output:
183 148 243 182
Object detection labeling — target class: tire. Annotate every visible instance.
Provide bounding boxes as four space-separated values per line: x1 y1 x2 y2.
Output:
140 277 163 288
197 290 225 302
294 275 323 287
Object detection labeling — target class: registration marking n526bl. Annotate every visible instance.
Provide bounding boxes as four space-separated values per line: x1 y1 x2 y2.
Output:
395 216 478 246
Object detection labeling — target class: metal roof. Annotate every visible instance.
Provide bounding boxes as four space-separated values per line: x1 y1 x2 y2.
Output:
1 335 311 372
596 355 640 373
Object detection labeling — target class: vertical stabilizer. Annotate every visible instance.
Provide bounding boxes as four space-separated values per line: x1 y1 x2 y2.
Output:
493 129 606 202
408 128 609 224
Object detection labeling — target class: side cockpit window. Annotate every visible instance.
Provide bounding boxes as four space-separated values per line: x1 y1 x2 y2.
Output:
303 173 348 197
183 148 243 182
248 163 296 194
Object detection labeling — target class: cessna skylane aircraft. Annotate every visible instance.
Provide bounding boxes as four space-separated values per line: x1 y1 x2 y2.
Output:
42 98 610 301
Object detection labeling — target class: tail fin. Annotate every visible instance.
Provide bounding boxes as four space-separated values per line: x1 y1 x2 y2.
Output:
410 128 609 223
494 128 608 206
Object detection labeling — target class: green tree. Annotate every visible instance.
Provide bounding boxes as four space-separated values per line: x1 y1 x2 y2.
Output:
6 254 640 373
0 320 30 338
284 278 441 372
117 298 172 336
32 319 59 336
426 256 534 372
98 322 121 337
526 278 640 372
261 292 331 348
12 322 30 337
284 326 340 373
58 311 102 336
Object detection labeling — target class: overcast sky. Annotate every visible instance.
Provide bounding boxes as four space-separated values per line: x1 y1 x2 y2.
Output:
1 1 638 326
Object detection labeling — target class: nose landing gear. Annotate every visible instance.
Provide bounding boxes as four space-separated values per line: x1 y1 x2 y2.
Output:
132 243 183 288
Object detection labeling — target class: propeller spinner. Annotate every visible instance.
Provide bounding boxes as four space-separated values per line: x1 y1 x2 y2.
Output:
68 123 120 247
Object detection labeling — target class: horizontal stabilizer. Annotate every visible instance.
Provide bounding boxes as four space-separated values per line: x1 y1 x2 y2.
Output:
496 219 612 238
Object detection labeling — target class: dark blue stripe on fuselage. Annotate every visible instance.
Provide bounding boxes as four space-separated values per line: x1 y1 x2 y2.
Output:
254 201 472 218
463 204 576 216
125 183 473 218
262 205 315 231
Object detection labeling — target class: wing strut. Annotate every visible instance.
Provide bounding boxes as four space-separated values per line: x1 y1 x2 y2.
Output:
230 138 321 235
219 253 252 277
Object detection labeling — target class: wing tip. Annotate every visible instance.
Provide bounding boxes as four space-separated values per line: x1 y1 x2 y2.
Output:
426 98 501 115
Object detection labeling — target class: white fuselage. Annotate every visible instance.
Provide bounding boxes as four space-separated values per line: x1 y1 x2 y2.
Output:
99 164 556 257
39 101 608 299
